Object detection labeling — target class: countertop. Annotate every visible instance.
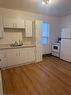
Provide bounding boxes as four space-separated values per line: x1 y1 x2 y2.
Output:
0 44 36 50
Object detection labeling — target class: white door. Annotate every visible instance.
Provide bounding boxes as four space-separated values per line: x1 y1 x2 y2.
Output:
60 39 71 62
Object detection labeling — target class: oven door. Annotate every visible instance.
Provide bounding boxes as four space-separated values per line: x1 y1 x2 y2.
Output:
52 45 59 52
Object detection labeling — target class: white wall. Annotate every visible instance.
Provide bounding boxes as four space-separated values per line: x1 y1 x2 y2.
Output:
61 15 71 29
0 8 61 54
0 28 24 44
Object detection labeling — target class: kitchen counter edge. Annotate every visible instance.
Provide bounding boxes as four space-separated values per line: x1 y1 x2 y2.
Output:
0 45 36 50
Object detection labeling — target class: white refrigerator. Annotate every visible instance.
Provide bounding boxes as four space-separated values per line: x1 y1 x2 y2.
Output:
60 28 71 62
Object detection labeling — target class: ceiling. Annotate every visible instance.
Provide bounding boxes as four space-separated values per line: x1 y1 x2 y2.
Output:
0 0 71 16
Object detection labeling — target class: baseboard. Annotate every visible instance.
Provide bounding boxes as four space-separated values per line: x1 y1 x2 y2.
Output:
2 61 36 70
60 58 71 63
51 55 60 58
43 53 52 57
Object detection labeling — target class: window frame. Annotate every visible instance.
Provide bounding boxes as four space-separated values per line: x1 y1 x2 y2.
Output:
42 22 50 46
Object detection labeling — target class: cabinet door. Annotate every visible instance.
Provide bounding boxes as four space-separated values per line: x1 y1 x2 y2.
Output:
6 49 20 67
0 16 4 38
3 17 25 29
21 47 35 64
19 48 27 64
0 50 7 68
16 19 25 28
20 47 35 64
26 47 35 62
25 20 33 37
3 17 14 28
11 18 25 28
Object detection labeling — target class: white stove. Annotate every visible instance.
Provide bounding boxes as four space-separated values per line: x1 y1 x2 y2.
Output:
51 43 61 57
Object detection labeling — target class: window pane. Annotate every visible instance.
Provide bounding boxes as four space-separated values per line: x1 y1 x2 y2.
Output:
42 23 49 37
42 38 48 45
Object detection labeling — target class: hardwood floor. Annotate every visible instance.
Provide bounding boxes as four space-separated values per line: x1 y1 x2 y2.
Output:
2 56 71 95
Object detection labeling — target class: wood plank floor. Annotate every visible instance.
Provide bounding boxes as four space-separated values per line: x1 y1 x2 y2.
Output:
2 56 71 95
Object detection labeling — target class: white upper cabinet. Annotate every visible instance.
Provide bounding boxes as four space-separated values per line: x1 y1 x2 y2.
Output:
3 17 13 28
0 16 4 38
3 17 33 37
25 20 33 37
3 17 25 29
16 19 25 29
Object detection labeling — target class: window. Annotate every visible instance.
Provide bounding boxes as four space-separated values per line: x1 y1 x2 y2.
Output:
42 23 49 45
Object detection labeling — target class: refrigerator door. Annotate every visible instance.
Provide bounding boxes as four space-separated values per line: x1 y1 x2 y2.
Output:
61 28 71 38
60 39 71 62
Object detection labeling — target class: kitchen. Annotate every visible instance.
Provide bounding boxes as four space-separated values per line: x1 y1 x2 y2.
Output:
0 0 71 95
0 8 61 69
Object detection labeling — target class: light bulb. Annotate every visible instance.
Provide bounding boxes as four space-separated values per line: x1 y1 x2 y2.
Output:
42 1 45 5
42 0 49 5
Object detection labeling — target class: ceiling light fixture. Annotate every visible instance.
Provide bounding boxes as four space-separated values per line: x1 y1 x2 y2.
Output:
42 0 49 5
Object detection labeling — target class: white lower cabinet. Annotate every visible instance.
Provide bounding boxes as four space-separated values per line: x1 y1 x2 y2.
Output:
22 47 35 63
19 47 35 64
6 49 20 67
0 47 35 68
0 50 7 68
20 48 28 64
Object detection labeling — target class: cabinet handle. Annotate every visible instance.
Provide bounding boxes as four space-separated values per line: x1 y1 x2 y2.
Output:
15 24 17 28
0 59 2 61
16 53 18 56
19 52 20 56
4 55 6 58
13 24 14 28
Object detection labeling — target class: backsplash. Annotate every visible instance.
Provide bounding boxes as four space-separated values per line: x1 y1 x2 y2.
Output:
0 28 34 45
